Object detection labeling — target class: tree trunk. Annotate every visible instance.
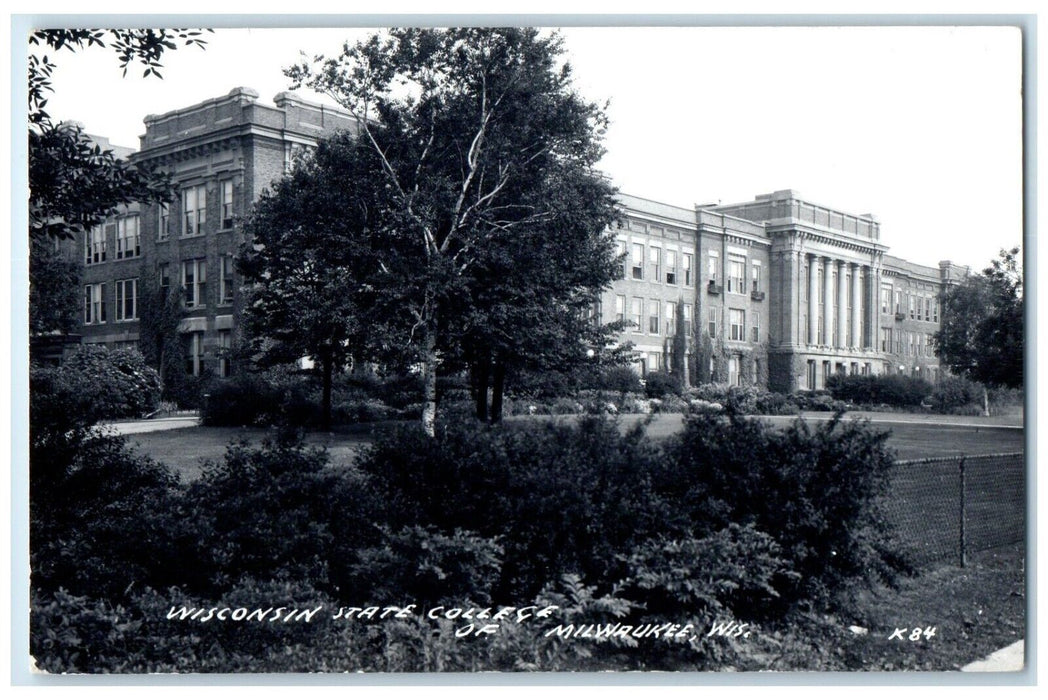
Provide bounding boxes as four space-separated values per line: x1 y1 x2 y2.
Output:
421 325 438 437
473 356 491 422
983 386 990 417
490 361 506 424
321 348 334 432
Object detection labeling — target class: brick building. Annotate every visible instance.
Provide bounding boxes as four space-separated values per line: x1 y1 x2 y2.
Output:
69 89 966 392
613 190 969 392
74 87 358 377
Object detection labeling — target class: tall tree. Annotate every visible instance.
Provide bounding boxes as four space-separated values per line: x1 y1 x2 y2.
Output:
289 28 621 435
934 246 1023 389
238 134 381 431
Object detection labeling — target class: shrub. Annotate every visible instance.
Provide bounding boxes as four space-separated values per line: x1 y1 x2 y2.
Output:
644 371 682 398
186 431 378 595
929 376 979 413
663 413 899 603
354 416 669 600
44 346 162 420
30 433 185 600
344 526 503 607
585 365 643 394
825 374 932 408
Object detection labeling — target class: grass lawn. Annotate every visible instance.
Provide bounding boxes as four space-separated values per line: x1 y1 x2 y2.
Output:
125 425 374 481
833 542 1025 671
130 412 1024 481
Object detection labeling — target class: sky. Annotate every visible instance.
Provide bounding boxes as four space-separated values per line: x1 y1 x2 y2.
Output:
28 23 1023 271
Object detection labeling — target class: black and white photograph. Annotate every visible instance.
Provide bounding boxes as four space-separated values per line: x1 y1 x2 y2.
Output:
15 13 1028 680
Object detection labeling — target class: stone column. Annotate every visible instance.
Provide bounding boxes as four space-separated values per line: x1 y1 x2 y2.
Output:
836 259 848 348
822 257 834 347
870 263 881 352
807 254 818 346
850 263 862 350
863 261 880 349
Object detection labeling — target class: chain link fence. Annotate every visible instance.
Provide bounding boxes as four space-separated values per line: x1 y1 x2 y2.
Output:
883 453 1025 566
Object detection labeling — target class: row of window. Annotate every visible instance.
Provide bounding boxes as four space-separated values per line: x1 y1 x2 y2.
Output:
880 328 936 357
158 256 236 309
159 180 235 240
806 360 874 390
616 296 693 337
184 330 232 378
880 285 940 322
85 216 141 265
84 279 139 324
84 256 236 324
619 241 695 286
708 252 762 294
709 307 761 344
85 182 237 265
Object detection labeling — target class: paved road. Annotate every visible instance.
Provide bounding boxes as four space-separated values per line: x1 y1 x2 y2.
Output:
101 416 200 435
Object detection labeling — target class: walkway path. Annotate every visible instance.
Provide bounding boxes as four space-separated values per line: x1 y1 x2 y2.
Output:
101 415 200 435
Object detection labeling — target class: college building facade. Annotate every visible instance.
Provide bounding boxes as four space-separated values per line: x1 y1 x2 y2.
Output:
66 88 969 393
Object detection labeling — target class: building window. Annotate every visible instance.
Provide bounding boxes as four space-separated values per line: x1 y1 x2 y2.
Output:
751 311 760 343
707 251 719 282
933 299 940 323
881 284 892 314
185 331 204 376
752 262 761 293
115 215 140 259
895 290 903 314
219 255 235 305
728 257 745 293
648 298 660 334
115 278 138 321
648 352 661 373
924 297 932 323
909 295 916 320
631 297 643 329
708 307 719 338
631 243 644 280
665 301 675 335
183 184 207 236
218 330 232 378
729 308 745 341
649 246 661 282
807 360 816 390
158 202 170 241
158 262 171 294
665 249 677 285
182 258 207 309
615 295 626 323
615 240 627 280
683 303 692 336
881 327 893 353
85 224 108 265
83 283 107 324
683 253 693 286
728 355 740 386
220 180 234 229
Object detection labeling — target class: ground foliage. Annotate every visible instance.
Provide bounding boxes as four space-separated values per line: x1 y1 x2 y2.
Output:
28 368 945 672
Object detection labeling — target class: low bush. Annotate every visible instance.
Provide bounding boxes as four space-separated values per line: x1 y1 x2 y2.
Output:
644 371 682 398
929 376 979 413
36 346 162 421
825 374 932 408
584 365 644 394
662 412 898 603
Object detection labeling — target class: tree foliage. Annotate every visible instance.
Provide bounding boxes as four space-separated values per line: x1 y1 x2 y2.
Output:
238 134 380 429
278 28 624 432
934 247 1023 388
28 29 208 241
